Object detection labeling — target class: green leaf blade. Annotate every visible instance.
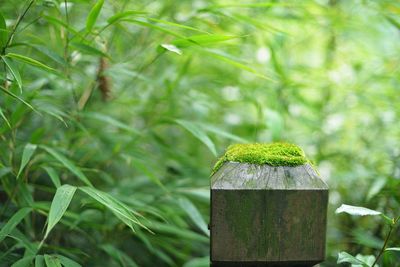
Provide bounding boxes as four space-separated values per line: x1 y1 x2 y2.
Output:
178 197 209 236
86 0 104 32
1 56 22 91
45 185 77 238
17 143 37 178
175 119 217 156
0 207 32 243
41 146 92 186
44 255 62 267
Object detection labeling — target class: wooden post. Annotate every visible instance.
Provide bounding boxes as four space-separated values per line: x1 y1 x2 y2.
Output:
210 143 328 267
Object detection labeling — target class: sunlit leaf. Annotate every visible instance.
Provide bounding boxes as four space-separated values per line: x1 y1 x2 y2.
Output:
160 44 182 55
45 185 77 238
86 0 104 32
0 207 32 243
335 204 381 216
17 143 37 178
386 247 400 252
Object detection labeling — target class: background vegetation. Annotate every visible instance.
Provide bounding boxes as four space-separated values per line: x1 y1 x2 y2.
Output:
0 0 399 266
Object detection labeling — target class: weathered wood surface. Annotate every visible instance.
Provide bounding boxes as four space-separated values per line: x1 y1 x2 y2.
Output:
210 162 328 267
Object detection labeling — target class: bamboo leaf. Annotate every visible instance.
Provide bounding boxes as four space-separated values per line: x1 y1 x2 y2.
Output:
79 186 148 232
0 86 35 110
84 112 140 134
201 49 274 81
41 146 92 186
335 204 382 216
17 143 37 179
6 53 56 72
119 19 184 38
160 44 182 55
106 10 147 25
11 256 35 267
175 119 217 156
0 107 11 129
42 166 61 188
1 56 22 91
172 34 239 48
178 197 209 236
57 255 81 267
35 255 45 267
45 185 77 238
44 255 62 267
70 42 109 58
148 18 208 34
0 12 7 49
337 252 369 266
86 0 104 32
0 207 32 243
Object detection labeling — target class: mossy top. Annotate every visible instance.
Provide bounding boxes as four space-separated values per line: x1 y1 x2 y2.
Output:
212 142 308 174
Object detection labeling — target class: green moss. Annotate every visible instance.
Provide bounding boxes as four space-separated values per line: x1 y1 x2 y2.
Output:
212 142 308 174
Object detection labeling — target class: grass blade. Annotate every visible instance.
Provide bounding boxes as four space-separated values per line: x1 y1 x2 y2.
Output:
41 146 92 186
17 143 37 179
86 0 104 32
0 207 32 243
45 185 77 239
1 56 22 91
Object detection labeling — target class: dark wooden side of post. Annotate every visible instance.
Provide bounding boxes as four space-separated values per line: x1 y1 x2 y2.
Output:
210 162 328 267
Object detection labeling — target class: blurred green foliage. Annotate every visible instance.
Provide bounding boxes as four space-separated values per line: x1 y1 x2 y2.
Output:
0 0 399 266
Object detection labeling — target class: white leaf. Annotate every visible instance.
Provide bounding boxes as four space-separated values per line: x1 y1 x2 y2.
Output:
161 44 182 55
335 204 381 216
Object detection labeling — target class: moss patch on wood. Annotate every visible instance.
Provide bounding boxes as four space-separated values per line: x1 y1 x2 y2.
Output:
212 142 308 174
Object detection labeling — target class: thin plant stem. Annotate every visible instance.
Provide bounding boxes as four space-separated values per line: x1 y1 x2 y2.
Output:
1 0 35 55
371 223 395 267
